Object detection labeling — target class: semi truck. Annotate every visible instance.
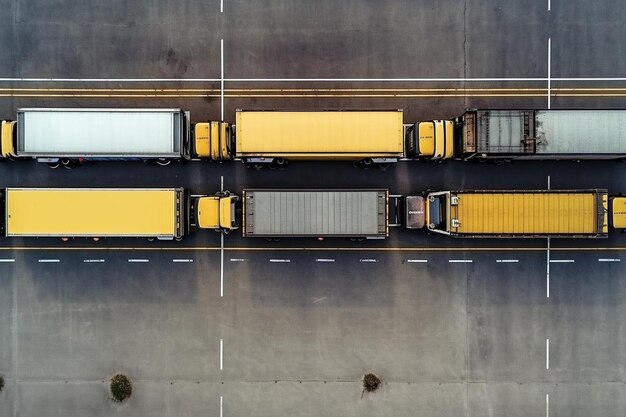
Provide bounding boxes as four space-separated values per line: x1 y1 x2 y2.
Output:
407 189 626 238
1 108 191 167
0 188 237 240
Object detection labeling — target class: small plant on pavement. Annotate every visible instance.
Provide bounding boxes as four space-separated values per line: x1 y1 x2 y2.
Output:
110 373 132 402
362 373 381 395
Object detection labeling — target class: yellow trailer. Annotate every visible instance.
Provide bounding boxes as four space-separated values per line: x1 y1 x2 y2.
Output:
196 110 405 166
421 189 610 238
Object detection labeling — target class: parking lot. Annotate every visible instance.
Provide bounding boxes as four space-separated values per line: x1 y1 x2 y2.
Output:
1 0 626 416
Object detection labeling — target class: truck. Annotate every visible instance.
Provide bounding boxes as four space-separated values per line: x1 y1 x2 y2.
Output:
198 110 405 167
0 188 237 240
454 109 626 160
1 108 191 167
406 189 626 238
242 189 397 238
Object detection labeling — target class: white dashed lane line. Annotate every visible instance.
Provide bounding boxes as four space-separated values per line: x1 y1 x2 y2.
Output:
360 259 378 263
269 259 290 263
496 259 519 263
128 259 149 263
315 258 335 263
549 259 575 263
598 258 620 262
448 259 473 263
83 259 105 263
406 259 428 263
172 259 193 263
546 338 550 370
0 258 16 263
230 258 245 262
38 259 60 263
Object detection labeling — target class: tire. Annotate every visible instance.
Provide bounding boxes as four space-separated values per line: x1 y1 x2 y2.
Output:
61 159 75 169
360 158 373 169
156 158 171 166
48 162 60 169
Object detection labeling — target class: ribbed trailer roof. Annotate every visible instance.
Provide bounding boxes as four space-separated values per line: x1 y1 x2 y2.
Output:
243 190 388 237
468 110 626 156
17 108 184 157
449 190 608 236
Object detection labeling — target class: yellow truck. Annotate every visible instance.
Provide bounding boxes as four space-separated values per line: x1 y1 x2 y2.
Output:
196 110 406 167
405 189 626 238
0 188 237 240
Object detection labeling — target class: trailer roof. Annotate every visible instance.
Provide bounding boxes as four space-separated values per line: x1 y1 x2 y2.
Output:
243 190 388 237
5 188 181 237
449 191 608 236
17 108 183 156
235 111 404 156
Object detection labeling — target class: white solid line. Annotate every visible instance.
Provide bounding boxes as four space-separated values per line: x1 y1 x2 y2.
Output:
407 259 428 263
173 259 193 263
220 0 224 13
496 259 519 263
546 339 550 369
0 258 16 263
548 0 551 11
550 259 575 263
269 259 291 263
229 258 245 262
128 259 149 263
547 38 552 109
598 258 620 262
38 259 60 263
220 39 224 121
220 233 224 297
360 258 378 263
546 394 549 417
83 259 105 263
546 238 550 299
220 395 223 417
448 259 473 263
4 76 626 82
315 258 335 262
220 339 223 370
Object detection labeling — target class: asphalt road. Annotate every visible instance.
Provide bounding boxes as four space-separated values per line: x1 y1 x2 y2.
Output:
1 0 626 416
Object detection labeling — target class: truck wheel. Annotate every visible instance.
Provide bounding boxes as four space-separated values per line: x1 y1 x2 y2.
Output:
156 158 171 166
360 158 373 169
275 158 288 169
47 162 60 169
61 159 76 169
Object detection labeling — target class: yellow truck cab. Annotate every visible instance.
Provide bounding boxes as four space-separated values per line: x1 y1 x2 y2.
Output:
1 120 16 158
405 120 454 161
196 192 238 232
194 121 231 161
610 197 626 230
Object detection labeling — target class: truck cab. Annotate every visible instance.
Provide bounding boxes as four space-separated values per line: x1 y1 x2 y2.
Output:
194 121 232 160
195 192 239 232
405 120 454 161
610 197 626 230
1 120 16 158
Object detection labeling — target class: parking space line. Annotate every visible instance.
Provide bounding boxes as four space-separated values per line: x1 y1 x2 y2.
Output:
548 0 551 11
38 259 60 263
220 0 224 13
315 258 335 262
496 259 519 263
127 259 149 263
220 176 225 298
220 39 225 120
406 259 428 263
448 259 472 263
546 339 550 369
360 258 378 263
598 258 620 262
83 259 105 263
0 258 15 262
220 395 223 417
269 259 290 263
550 259 575 263
172 259 193 263
547 38 552 109
546 238 550 298
220 339 223 370
546 394 549 417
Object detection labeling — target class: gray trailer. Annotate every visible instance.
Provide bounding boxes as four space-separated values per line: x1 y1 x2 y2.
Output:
7 108 190 165
242 190 393 238
457 110 626 160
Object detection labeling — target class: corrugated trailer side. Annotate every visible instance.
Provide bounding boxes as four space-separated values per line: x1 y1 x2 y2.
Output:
3 188 186 239
242 189 389 238
445 189 608 238
457 110 626 159
16 108 190 159
235 110 404 160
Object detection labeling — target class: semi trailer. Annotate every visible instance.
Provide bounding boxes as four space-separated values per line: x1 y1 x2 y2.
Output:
1 108 191 166
0 188 237 240
408 189 626 238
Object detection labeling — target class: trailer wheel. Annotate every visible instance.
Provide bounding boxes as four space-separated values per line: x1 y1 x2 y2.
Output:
156 158 171 166
360 158 373 169
175 237 183 242
61 159 76 169
47 162 60 169
274 158 288 169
